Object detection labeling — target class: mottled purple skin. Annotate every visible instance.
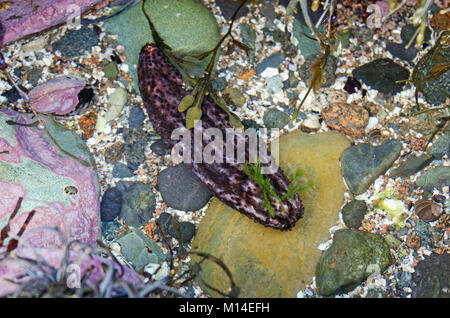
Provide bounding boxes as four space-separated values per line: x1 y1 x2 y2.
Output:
138 44 303 231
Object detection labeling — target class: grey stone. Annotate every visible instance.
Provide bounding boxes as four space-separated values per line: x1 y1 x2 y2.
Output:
256 52 286 75
116 228 165 271
52 26 98 59
416 166 450 192
299 54 338 88
366 288 385 298
150 139 171 156
341 140 402 194
386 42 418 64
112 163 134 178
211 77 227 91
115 181 156 227
265 75 284 94
128 106 145 128
123 127 149 168
398 271 413 287
416 219 432 245
316 229 392 296
292 19 320 58
284 71 300 88
157 213 196 243
412 33 449 105
27 67 42 86
263 108 290 129
335 28 353 49
412 253 450 298
390 154 434 178
401 24 431 44
100 187 122 222
260 2 277 20
239 23 256 62
157 164 212 211
242 119 262 131
215 0 249 19
104 62 119 81
427 133 449 159
341 200 368 229
3 85 27 104
353 58 410 95
101 220 121 241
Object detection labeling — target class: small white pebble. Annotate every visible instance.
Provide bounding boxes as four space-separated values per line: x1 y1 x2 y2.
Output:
366 117 379 131
261 67 279 78
120 63 129 73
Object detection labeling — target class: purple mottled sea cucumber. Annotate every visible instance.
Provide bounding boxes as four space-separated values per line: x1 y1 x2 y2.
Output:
138 44 304 231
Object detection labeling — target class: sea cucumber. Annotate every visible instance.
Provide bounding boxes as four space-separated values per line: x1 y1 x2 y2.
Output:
138 44 303 230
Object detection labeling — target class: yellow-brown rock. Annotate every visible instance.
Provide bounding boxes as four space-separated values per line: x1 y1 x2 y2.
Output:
191 131 351 297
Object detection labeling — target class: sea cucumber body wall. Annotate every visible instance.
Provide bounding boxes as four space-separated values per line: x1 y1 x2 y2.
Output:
138 44 303 230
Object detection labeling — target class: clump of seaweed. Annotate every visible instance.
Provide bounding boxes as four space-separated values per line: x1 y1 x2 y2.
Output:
141 0 248 129
243 157 312 217
287 0 338 122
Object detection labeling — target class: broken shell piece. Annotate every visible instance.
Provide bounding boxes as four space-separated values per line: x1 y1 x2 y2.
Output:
414 199 443 222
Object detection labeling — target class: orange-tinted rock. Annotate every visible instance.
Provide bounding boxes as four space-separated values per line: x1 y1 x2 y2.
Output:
322 101 369 139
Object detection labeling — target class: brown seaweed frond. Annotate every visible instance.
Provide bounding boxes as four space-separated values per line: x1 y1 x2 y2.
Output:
141 0 247 129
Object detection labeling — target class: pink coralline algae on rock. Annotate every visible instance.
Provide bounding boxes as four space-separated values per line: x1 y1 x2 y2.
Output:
0 109 100 247
0 0 103 46
29 76 87 115
0 109 118 295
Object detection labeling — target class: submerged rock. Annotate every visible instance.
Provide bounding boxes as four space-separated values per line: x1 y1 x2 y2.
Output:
256 53 286 75
0 110 99 247
263 108 290 129
157 164 212 212
115 228 164 272
215 0 249 20
158 213 196 243
322 101 369 139
191 131 351 297
412 253 450 298
0 0 102 45
341 200 368 229
341 140 402 194
316 229 392 296
353 58 409 95
52 26 99 59
427 133 450 159
103 0 221 89
412 33 450 105
416 166 450 192
299 54 337 88
101 182 155 227
390 154 434 178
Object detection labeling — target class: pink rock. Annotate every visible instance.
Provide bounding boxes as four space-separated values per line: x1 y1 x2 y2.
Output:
0 109 143 296
29 76 86 115
0 110 100 247
0 0 103 46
